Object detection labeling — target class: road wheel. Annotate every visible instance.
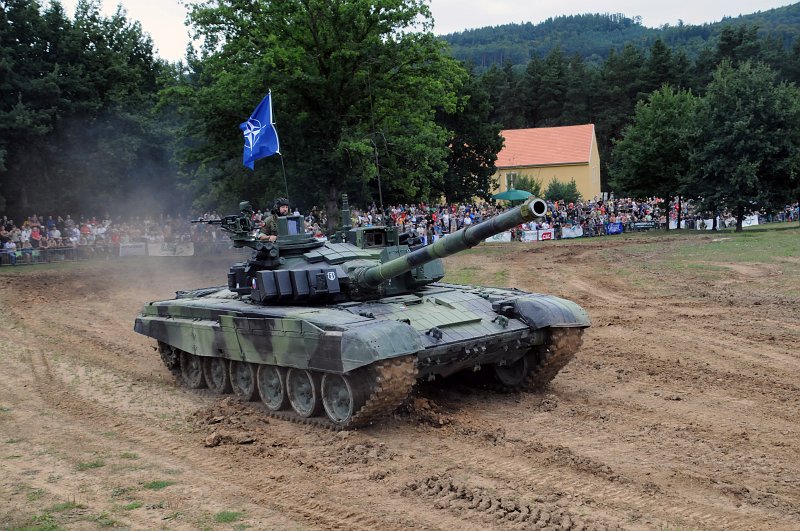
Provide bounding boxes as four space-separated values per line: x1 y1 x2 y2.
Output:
493 355 530 388
321 373 367 426
203 357 232 395
229 360 258 401
286 369 321 417
257 365 289 411
180 351 206 389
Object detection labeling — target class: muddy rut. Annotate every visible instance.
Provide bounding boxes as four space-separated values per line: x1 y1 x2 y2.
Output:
1 234 798 530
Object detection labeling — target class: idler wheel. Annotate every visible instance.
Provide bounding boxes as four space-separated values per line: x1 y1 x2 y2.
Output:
180 352 207 389
257 365 289 411
321 373 366 425
493 354 530 388
286 369 322 417
229 360 258 401
203 357 232 395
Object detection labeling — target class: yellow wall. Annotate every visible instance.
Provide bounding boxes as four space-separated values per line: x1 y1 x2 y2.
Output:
494 133 602 200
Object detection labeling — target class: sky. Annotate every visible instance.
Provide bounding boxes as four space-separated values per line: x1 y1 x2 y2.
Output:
57 0 796 62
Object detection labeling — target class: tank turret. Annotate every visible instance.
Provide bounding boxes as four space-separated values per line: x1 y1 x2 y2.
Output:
136 195 589 428
218 196 546 304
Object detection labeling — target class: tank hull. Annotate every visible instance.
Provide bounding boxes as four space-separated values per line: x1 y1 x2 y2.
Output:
135 282 588 428
135 283 588 378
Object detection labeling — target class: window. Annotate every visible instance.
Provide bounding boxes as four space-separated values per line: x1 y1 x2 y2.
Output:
286 217 301 235
506 172 518 190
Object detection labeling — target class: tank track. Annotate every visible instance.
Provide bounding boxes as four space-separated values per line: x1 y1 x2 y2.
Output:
348 354 418 427
522 327 584 391
159 341 418 430
259 355 418 430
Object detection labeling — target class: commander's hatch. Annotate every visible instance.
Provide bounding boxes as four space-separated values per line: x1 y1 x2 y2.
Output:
275 215 324 253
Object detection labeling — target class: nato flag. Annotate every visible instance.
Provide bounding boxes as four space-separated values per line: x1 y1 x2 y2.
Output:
240 91 281 169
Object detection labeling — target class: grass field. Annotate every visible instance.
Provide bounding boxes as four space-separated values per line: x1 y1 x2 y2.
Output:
445 222 800 296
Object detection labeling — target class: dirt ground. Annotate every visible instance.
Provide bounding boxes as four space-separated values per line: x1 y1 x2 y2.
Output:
1 233 798 530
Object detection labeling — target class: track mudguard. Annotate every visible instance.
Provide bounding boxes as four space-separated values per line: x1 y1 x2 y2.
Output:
514 295 591 329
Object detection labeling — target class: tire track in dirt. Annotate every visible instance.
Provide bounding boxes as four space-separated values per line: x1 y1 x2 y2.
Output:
419 415 794 530
5 319 515 531
12 343 404 531
407 375 800 529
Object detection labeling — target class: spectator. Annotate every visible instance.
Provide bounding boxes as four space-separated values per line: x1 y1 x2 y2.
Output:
3 240 17 265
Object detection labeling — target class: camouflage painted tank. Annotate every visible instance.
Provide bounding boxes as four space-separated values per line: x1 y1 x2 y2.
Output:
134 196 590 428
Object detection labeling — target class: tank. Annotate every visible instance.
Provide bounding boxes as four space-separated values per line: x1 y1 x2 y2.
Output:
134 196 590 428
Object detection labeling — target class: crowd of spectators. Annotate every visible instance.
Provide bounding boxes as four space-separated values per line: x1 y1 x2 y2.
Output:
1 198 797 265
350 197 800 242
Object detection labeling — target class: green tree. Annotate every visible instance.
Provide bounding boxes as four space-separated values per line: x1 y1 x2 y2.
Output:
595 44 647 186
560 53 597 125
436 68 503 202
610 85 698 229
544 178 581 203
535 46 568 126
715 25 761 65
513 175 543 197
519 55 545 127
0 0 179 219
643 39 678 93
786 39 800 85
689 60 800 231
179 0 466 226
481 60 525 128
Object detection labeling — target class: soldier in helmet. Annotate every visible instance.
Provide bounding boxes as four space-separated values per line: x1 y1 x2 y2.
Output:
258 197 290 242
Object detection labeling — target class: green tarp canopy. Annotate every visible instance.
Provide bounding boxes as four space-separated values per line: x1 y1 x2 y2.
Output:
491 189 532 201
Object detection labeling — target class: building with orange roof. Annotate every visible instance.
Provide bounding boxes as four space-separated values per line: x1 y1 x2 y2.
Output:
494 124 601 200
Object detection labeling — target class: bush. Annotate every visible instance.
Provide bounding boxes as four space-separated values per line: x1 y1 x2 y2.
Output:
514 176 543 197
544 178 582 203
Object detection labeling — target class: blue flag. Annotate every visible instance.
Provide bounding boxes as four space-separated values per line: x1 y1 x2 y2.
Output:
240 91 280 170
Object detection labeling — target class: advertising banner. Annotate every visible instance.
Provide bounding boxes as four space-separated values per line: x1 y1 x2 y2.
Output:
520 229 555 241
701 215 759 229
148 242 195 257
743 215 759 226
698 218 714 230
606 222 624 235
561 225 583 239
632 222 657 231
668 220 687 229
119 242 147 257
484 232 512 243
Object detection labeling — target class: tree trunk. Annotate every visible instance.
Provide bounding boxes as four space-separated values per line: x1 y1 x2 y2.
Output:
677 195 682 230
325 182 339 233
735 204 744 233
19 185 29 214
664 192 670 231
711 202 718 231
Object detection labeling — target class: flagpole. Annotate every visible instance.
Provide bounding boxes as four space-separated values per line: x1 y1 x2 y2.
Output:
269 90 289 202
279 154 289 202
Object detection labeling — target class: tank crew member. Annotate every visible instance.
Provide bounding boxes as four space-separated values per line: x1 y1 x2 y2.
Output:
259 197 290 242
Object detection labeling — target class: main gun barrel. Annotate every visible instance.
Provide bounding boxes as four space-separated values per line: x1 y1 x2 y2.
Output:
361 197 547 287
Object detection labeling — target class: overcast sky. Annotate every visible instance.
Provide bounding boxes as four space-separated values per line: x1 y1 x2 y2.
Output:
57 0 796 62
